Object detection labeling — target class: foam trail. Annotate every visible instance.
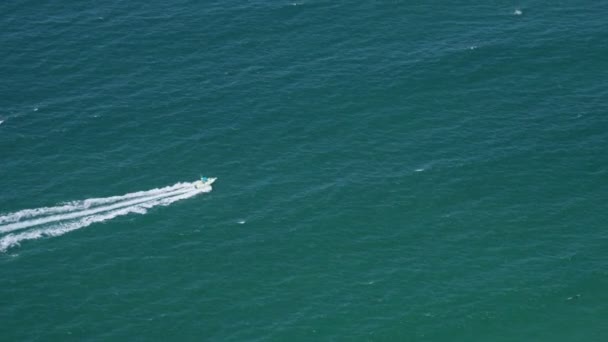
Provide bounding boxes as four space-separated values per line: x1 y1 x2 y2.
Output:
0 182 194 225
0 186 195 234
0 186 211 252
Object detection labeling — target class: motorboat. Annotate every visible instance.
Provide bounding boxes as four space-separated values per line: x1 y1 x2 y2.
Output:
194 176 216 189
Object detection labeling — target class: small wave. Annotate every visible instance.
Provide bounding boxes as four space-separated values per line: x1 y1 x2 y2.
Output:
514 9 522 15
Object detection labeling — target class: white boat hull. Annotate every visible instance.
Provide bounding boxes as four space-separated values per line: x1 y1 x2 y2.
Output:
194 177 216 189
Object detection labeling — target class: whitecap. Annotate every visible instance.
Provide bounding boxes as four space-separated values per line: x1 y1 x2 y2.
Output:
514 9 522 15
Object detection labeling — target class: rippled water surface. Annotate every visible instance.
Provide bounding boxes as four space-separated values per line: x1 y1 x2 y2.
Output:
1 1 607 340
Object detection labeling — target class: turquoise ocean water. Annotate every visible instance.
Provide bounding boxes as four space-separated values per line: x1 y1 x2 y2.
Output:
1 1 607 340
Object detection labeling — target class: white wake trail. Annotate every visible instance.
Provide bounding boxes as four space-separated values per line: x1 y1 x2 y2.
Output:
0 185 212 252
0 182 194 225
0 186 195 234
